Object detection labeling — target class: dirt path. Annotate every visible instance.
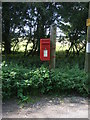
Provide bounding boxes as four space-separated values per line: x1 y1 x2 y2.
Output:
2 96 88 118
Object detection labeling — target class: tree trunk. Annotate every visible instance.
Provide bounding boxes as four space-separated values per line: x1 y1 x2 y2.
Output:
3 31 11 54
4 40 11 55
2 3 11 54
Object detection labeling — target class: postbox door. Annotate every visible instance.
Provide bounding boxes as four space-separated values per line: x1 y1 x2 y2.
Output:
40 39 50 61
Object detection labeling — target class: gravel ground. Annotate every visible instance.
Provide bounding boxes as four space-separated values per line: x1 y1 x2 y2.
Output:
2 96 89 118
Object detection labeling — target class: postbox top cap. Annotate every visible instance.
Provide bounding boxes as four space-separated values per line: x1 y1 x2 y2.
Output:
40 38 50 40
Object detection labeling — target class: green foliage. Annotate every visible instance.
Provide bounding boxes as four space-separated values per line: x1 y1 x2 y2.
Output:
57 2 88 35
2 2 57 54
57 3 88 54
3 3 88 54
50 65 88 94
2 56 88 101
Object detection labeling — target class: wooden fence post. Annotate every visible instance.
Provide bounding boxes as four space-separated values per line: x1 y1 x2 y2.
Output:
0 2 2 120
50 24 57 69
85 2 90 73
85 2 90 98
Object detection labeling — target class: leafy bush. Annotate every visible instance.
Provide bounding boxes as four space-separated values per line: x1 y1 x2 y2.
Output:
2 60 88 101
50 65 88 94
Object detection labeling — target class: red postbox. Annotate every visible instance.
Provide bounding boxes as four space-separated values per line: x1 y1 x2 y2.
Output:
40 38 50 61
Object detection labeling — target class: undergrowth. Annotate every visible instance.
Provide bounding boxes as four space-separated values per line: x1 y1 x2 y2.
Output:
2 52 88 102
